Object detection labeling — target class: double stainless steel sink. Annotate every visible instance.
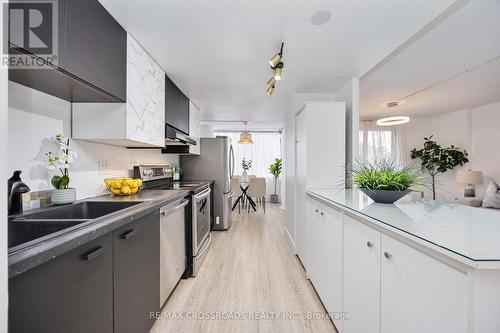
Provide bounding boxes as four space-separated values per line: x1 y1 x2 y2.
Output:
8 201 142 249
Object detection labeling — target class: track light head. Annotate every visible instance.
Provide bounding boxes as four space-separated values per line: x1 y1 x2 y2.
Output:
269 53 281 67
266 84 275 96
266 77 276 87
273 64 283 80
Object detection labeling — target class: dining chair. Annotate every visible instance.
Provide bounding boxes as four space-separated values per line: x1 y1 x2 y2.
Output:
231 178 243 213
232 175 242 181
247 177 266 213
249 175 257 178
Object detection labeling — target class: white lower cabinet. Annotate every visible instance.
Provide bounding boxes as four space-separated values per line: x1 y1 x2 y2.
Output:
380 234 468 333
344 215 381 333
308 196 469 333
307 199 344 331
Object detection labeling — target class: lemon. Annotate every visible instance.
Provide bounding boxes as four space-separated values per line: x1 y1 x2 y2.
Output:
111 180 122 189
121 186 131 195
131 187 139 194
135 179 143 187
105 179 113 188
125 179 136 188
111 188 122 195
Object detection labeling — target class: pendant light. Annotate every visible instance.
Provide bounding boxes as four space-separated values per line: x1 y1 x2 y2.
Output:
239 121 254 144
376 116 410 126
376 102 410 126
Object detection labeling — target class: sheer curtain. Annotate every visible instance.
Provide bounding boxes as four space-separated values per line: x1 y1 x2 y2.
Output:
214 132 282 178
359 122 405 164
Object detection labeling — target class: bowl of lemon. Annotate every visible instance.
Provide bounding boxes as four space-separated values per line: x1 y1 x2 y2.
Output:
105 177 143 196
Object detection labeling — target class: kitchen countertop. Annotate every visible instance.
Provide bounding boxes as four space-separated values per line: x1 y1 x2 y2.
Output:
307 188 500 268
8 189 190 278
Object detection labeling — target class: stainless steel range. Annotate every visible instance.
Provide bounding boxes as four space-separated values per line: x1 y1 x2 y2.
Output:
134 165 212 278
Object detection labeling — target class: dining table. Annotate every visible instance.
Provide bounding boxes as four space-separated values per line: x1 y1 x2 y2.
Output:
231 181 257 212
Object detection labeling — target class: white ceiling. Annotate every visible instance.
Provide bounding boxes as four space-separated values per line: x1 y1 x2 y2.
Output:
360 0 500 118
99 0 457 122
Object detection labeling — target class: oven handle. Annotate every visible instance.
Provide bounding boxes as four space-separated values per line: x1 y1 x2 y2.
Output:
194 188 211 200
196 233 212 259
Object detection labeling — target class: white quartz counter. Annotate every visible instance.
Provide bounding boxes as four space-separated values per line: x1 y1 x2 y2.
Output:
307 188 500 267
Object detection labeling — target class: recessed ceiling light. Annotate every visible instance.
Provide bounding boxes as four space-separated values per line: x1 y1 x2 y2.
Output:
311 10 332 26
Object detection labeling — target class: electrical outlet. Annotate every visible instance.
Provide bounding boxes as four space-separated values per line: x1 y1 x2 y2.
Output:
98 161 109 175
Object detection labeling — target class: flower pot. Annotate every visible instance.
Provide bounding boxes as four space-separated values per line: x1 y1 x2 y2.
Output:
51 188 76 205
360 188 410 204
270 194 279 203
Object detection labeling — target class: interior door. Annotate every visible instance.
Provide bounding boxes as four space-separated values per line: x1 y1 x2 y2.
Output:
295 110 307 265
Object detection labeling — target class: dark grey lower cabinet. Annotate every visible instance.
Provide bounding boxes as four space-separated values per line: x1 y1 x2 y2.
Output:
113 211 160 333
9 233 114 333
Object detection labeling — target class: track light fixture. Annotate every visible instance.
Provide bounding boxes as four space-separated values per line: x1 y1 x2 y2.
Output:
266 84 275 96
266 42 284 95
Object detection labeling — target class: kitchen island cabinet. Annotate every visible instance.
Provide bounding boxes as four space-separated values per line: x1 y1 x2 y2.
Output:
306 189 500 333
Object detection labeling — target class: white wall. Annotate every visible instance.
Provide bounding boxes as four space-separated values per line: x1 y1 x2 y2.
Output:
402 101 500 201
1 9 9 333
335 78 360 169
8 82 179 200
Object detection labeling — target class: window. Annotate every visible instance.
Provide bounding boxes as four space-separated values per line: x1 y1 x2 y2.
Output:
359 122 403 164
214 131 282 179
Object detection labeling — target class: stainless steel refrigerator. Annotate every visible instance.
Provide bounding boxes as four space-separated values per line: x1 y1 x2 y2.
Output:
180 137 234 231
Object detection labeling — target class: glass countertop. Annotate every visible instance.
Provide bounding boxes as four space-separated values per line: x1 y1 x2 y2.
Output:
307 188 500 262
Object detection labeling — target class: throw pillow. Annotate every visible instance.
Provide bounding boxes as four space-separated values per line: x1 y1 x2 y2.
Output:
485 180 499 194
482 181 500 209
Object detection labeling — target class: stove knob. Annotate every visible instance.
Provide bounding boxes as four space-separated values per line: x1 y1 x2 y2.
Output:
143 168 152 176
163 168 170 175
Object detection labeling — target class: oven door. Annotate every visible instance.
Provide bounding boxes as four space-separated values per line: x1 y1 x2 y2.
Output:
192 187 211 255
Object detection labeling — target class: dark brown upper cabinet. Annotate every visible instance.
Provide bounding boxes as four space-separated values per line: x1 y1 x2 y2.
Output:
165 74 190 135
8 0 126 102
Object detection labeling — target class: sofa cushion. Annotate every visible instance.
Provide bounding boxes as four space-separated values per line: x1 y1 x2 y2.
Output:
482 181 500 209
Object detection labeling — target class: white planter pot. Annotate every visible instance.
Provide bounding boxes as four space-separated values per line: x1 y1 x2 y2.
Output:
242 170 249 182
51 188 76 205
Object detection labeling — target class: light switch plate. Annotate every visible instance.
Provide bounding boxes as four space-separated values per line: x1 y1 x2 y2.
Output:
98 161 109 175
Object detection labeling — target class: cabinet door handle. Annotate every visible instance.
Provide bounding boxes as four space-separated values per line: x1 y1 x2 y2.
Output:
82 247 103 261
384 251 392 259
320 212 324 216
366 241 374 248
315 209 319 213
121 229 138 240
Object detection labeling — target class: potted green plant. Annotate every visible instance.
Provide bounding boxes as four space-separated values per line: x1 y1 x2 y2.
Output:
351 159 422 204
268 158 282 203
241 158 252 182
411 135 469 200
46 134 78 205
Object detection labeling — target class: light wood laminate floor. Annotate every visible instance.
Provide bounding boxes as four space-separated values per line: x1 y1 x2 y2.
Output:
151 204 337 333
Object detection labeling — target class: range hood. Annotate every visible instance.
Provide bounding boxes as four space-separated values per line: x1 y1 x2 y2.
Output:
162 124 197 154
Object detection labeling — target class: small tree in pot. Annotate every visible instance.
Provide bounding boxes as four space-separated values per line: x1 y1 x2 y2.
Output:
411 135 469 200
268 158 282 203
